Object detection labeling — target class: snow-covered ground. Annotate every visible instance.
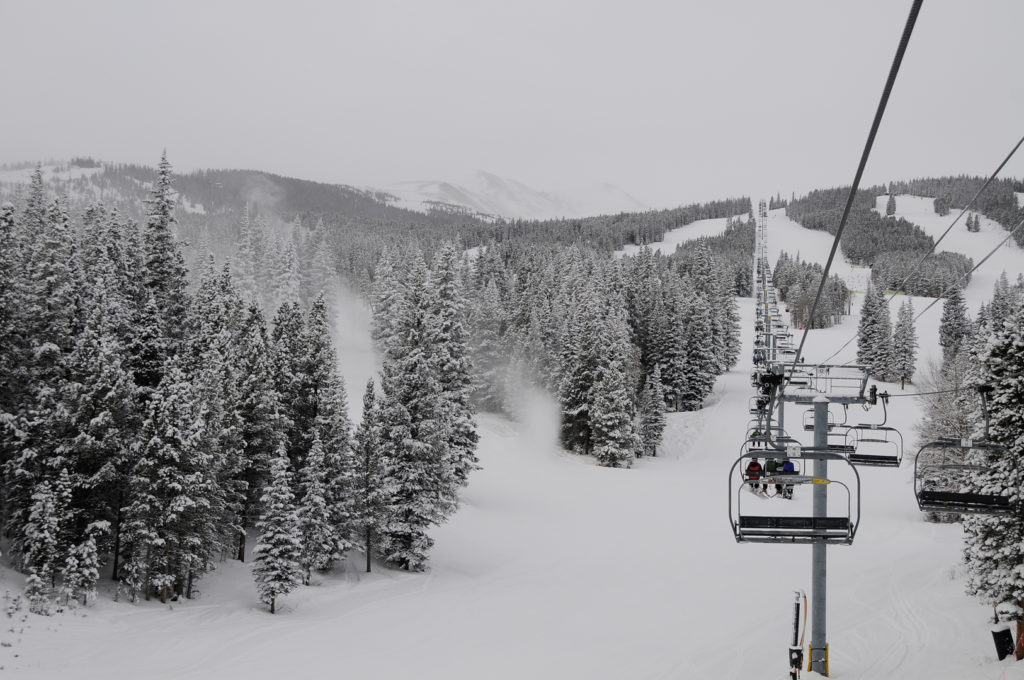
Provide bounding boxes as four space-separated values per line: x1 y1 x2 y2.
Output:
614 214 749 259
6 202 1024 679
876 194 1024 312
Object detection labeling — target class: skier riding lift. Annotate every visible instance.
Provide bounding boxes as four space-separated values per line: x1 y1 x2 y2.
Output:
745 457 763 492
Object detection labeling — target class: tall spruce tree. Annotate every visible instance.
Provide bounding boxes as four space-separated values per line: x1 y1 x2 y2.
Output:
431 244 479 486
963 308 1024 638
939 285 970 365
143 153 189 349
353 380 387 572
892 299 918 386
252 449 302 614
637 365 667 456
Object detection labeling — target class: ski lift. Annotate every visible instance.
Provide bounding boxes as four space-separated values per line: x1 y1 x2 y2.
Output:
749 395 769 415
914 438 1016 515
843 394 903 467
729 446 861 545
845 424 903 467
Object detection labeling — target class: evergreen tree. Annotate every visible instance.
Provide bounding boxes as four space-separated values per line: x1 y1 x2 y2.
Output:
885 194 896 217
637 365 667 456
123 359 214 603
295 434 338 584
892 299 918 385
963 308 1024 632
143 153 189 348
353 379 387 572
678 295 717 410
939 285 970 365
589 306 639 468
252 449 302 614
377 255 454 571
431 244 479 486
302 293 355 564
234 304 283 560
469 279 506 411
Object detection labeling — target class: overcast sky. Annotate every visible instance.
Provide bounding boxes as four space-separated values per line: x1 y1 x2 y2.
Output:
2 0 1022 208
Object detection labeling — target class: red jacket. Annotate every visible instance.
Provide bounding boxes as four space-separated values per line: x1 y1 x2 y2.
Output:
745 460 763 480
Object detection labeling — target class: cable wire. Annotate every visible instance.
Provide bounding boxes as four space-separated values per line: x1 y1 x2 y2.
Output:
911 215 1024 323
786 0 923 382
817 132 1024 365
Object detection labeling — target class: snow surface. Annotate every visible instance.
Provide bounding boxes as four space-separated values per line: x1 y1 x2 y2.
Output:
614 214 750 259
6 202 1024 679
875 194 1024 312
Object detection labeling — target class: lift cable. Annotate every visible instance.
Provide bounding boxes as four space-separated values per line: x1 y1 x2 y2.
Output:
786 0 923 383
817 132 1024 365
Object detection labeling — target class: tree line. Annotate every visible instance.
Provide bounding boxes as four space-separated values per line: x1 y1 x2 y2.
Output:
772 251 851 329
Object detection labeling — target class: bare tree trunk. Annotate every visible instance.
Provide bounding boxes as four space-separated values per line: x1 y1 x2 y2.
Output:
110 491 123 581
366 529 372 573
270 596 275 614
236 531 246 562
1015 607 1024 660
160 550 169 604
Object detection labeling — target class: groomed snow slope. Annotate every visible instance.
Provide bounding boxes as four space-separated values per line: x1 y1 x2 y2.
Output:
614 214 749 259
5 204 1024 679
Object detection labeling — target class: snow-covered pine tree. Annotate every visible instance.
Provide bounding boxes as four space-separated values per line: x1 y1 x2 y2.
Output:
295 433 338 584
234 303 284 560
716 268 742 371
370 248 401 353
123 358 212 603
353 379 387 572
856 287 879 369
23 475 68 591
963 307 1024 637
872 290 894 381
303 293 355 565
271 301 307 469
885 194 896 216
857 285 893 379
431 244 479 486
252 448 302 613
558 278 601 452
49 269 140 579
143 153 189 349
653 271 692 410
377 254 454 571
939 284 970 365
60 524 102 607
589 305 639 468
469 279 507 411
891 299 918 386
678 294 717 411
637 365 667 456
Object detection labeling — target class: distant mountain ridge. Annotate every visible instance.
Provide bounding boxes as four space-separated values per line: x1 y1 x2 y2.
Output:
0 161 645 225
378 170 648 220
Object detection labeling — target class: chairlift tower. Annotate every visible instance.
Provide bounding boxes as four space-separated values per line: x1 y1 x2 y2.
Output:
773 364 871 676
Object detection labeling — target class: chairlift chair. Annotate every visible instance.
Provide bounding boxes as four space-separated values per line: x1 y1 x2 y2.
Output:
729 447 860 545
845 424 904 467
914 438 1017 514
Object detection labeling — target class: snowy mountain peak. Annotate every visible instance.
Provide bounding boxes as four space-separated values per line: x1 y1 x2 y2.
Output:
379 170 647 220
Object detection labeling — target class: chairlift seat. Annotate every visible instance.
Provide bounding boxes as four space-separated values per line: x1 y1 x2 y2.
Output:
918 490 1012 513
737 515 852 543
849 453 900 467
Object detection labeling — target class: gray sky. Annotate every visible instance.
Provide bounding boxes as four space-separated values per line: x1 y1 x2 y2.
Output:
3 0 1023 208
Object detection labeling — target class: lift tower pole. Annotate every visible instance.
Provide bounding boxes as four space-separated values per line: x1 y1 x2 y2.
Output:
811 395 829 675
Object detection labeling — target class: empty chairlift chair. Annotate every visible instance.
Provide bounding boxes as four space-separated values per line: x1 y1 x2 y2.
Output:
914 438 1017 515
846 424 904 468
